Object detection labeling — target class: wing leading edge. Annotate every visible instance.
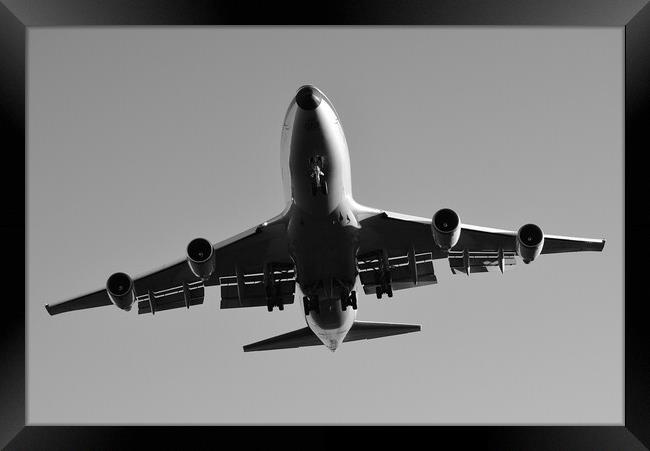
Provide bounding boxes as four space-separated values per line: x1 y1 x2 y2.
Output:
45 206 294 316
357 207 605 257
354 205 605 292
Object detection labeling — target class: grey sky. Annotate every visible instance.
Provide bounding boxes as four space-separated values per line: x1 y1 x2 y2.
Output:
28 27 622 424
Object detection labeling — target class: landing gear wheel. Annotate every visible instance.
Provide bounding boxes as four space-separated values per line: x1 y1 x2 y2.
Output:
386 286 393 298
321 180 328 195
350 291 358 310
376 286 383 299
340 291 350 311
303 295 320 315
267 297 283 312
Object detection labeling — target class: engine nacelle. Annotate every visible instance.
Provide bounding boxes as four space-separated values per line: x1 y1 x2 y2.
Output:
431 208 461 250
516 223 544 263
187 237 215 280
106 272 136 311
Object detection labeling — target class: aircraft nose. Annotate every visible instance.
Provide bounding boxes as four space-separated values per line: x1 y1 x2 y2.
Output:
295 85 321 110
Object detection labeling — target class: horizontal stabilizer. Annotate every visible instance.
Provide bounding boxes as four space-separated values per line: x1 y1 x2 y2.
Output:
243 327 320 352
243 320 421 352
344 321 421 342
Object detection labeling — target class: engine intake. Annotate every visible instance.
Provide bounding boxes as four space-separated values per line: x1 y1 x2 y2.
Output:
432 208 461 250
187 237 215 280
516 223 544 263
106 272 136 311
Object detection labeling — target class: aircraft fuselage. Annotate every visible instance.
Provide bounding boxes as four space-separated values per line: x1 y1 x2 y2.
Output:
281 86 360 350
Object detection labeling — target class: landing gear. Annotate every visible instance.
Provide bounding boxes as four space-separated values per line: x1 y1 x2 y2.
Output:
264 262 292 312
267 300 284 312
340 290 358 311
303 295 320 316
266 292 285 312
374 251 393 299
310 180 327 196
340 291 348 310
375 285 393 300
309 156 327 196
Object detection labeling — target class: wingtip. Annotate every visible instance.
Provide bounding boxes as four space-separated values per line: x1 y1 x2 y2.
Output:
44 304 54 315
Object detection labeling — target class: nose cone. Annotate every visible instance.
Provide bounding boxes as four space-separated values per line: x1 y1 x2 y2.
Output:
295 85 321 110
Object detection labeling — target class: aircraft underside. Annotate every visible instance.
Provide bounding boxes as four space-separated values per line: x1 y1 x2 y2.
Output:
44 85 606 353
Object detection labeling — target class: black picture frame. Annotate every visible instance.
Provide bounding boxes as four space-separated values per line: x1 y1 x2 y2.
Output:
2 1 648 449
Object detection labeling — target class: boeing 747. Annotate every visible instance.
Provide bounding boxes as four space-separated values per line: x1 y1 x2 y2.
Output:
45 85 606 352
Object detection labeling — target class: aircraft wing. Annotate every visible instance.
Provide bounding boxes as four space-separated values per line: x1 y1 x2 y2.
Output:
45 207 295 315
356 207 605 294
451 224 605 254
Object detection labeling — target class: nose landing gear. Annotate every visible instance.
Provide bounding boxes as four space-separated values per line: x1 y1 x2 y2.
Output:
308 156 328 196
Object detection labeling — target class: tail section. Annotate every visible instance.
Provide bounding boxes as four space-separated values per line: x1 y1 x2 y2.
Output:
243 327 320 352
344 321 421 342
243 321 421 352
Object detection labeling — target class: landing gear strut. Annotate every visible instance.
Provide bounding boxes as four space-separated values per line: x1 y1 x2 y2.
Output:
309 156 327 196
374 250 393 299
267 299 284 312
303 295 320 316
375 285 393 299
340 290 358 311
264 269 285 312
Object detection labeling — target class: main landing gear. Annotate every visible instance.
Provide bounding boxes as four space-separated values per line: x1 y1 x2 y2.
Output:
265 269 285 312
375 285 393 299
374 251 393 299
303 295 320 316
340 290 358 311
267 298 284 312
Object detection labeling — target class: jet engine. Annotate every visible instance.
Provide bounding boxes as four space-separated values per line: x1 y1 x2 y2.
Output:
106 272 136 311
187 237 215 280
431 208 461 250
516 223 544 263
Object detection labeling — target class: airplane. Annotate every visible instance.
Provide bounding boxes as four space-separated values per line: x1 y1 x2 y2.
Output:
45 85 606 352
